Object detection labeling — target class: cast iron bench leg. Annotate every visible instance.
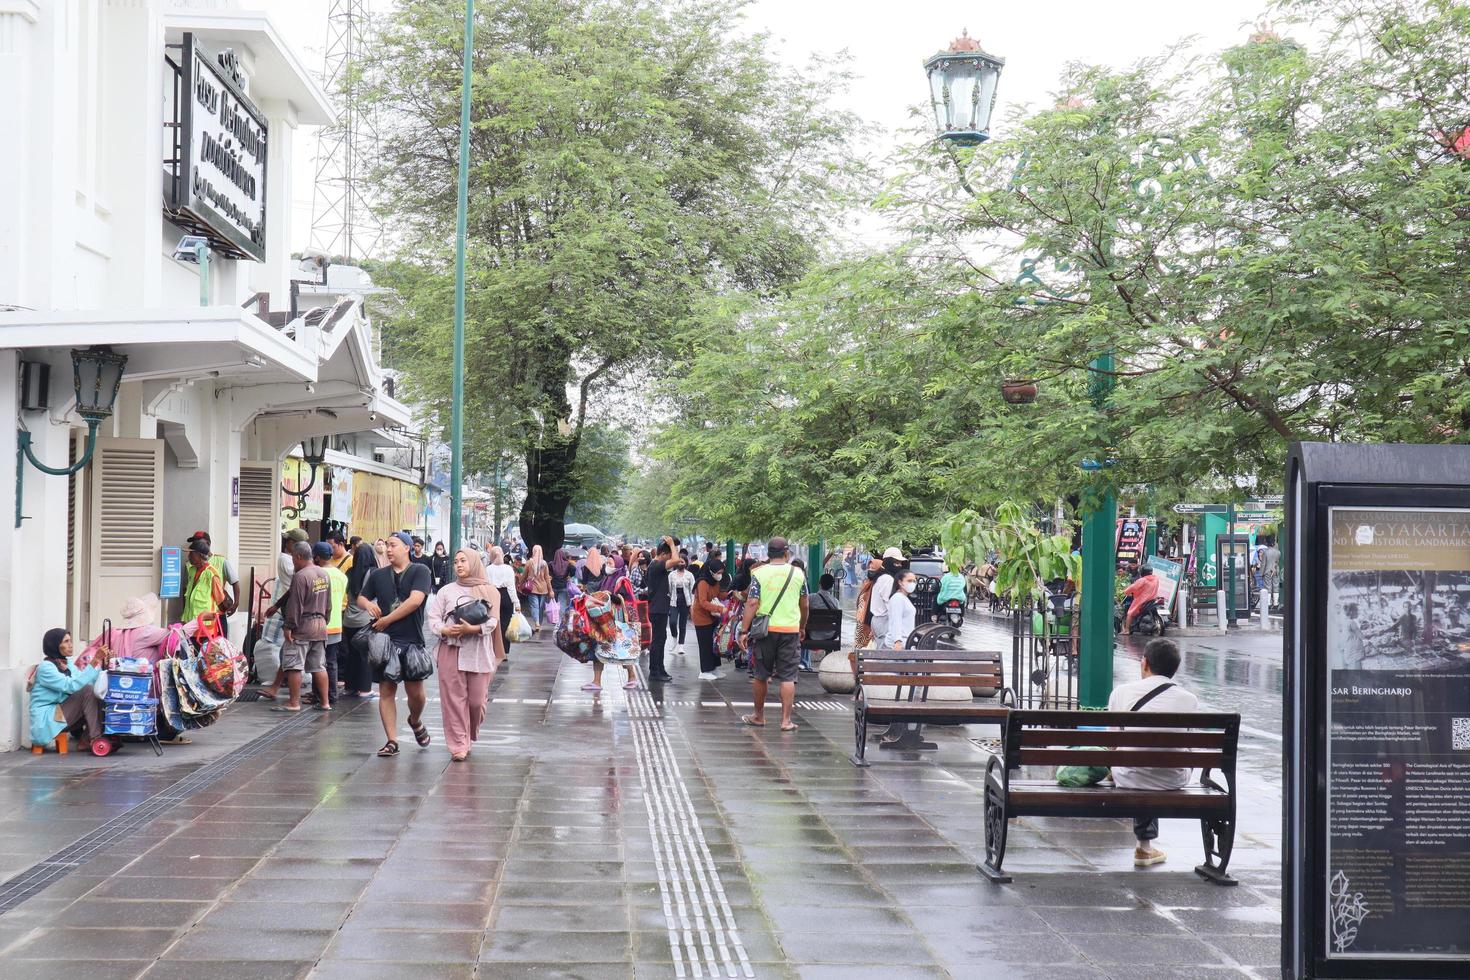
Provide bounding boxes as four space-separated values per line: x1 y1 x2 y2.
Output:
979 772 1012 883
850 706 870 767
1193 816 1238 886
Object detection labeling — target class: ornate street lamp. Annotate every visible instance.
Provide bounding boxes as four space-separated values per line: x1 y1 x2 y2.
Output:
282 435 330 520
925 30 1006 145
15 345 128 527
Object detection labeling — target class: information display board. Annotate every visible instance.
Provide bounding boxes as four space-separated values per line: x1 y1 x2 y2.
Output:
1324 508 1470 960
1284 443 1470 979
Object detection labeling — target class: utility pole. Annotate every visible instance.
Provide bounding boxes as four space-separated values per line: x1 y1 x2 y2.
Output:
448 0 473 554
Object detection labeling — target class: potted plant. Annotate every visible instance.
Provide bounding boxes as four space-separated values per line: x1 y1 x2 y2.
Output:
1000 379 1038 404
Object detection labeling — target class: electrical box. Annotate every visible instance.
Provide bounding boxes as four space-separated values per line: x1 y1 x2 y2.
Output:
19 361 50 412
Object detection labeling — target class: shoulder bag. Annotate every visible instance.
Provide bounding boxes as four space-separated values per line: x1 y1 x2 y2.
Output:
747 567 796 642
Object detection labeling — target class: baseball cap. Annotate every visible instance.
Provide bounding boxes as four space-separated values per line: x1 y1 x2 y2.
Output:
882 546 904 561
768 536 789 556
188 529 210 543
390 531 413 549
188 539 211 557
311 542 334 561
285 528 309 543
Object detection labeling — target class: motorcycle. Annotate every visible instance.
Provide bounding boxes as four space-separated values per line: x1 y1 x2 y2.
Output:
937 597 965 629
1115 594 1168 636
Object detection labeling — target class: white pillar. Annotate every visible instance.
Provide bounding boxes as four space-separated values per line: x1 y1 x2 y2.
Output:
99 0 163 308
0 3 38 307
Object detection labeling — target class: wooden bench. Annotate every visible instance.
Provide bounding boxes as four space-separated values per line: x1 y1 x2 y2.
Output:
980 709 1240 885
849 649 1012 767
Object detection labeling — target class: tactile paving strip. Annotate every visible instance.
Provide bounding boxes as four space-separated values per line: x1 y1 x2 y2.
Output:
0 708 319 915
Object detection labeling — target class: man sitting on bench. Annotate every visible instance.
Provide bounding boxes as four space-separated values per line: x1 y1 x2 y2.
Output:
1107 638 1198 868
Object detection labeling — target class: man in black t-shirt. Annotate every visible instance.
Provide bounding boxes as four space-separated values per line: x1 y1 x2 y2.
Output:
356 531 434 757
644 537 683 683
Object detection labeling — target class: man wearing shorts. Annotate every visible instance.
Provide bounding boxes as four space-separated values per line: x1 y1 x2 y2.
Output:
739 536 809 732
275 541 331 712
357 531 434 756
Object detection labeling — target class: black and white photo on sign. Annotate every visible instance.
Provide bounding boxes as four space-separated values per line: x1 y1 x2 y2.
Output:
1327 569 1470 672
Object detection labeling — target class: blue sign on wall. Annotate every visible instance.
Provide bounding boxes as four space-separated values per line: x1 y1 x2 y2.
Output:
160 546 182 598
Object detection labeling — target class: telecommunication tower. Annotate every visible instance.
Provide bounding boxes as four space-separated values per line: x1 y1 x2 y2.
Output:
308 0 381 261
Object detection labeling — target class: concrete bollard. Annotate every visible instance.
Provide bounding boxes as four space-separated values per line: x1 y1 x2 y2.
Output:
1217 590 1228 632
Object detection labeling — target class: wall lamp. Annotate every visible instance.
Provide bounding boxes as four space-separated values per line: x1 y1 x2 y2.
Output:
15 346 128 527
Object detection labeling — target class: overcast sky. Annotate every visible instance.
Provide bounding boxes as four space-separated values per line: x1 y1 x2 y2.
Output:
259 0 1273 253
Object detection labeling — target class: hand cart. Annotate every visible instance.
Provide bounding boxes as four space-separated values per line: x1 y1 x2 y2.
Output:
94 660 163 757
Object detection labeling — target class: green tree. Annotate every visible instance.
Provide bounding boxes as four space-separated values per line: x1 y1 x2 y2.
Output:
359 0 859 553
656 0 1470 534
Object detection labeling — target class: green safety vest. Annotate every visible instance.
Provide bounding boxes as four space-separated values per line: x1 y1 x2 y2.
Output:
182 563 222 622
324 566 347 634
751 563 803 632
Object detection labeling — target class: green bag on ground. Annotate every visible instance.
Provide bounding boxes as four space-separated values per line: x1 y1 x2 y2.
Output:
1056 747 1109 787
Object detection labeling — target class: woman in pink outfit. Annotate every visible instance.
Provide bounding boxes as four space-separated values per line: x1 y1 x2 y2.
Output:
428 549 502 761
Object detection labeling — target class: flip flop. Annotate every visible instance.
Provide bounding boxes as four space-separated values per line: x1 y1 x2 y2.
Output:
270 705 302 713
581 683 602 692
780 723 800 732
623 680 640 690
255 690 278 701
740 714 765 727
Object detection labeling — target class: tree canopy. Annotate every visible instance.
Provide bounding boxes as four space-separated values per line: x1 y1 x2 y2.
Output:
652 0 1470 543
360 0 861 552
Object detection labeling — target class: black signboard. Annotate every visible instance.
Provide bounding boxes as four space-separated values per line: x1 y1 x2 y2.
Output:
167 35 268 261
1117 517 1148 564
1285 444 1470 979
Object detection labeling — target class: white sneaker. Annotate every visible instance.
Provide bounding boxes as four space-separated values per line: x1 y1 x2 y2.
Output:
698 671 720 680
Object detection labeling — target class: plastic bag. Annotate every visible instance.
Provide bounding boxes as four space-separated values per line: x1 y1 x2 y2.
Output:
92 670 110 699
402 644 435 681
507 612 533 643
364 631 394 669
545 598 561 627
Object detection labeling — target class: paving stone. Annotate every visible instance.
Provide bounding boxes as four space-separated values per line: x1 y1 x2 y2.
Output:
481 928 633 962
6 927 180 960
322 927 481 963
163 928 335 962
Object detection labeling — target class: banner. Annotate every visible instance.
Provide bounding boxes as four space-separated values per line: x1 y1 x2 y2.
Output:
1324 507 1470 958
329 467 353 525
1116 517 1148 564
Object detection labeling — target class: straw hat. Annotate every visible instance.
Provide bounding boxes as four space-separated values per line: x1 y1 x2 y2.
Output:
119 594 159 629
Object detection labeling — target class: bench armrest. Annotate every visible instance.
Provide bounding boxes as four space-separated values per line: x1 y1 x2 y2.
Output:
1199 767 1231 794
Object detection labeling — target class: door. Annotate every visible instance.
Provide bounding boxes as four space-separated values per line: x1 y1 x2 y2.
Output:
237 462 278 613
86 437 163 639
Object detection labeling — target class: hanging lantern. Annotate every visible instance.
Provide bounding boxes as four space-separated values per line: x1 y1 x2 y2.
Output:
925 30 1006 146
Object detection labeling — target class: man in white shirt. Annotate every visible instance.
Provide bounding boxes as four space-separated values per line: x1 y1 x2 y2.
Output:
1107 638 1199 868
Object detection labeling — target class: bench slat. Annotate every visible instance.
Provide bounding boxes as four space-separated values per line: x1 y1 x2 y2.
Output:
1006 782 1230 812
1010 710 1239 730
865 702 1009 718
1017 748 1224 768
855 650 1002 662
861 661 1002 676
1018 729 1226 749
861 674 998 688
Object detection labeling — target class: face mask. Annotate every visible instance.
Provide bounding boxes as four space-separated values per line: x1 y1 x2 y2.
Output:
902 581 917 594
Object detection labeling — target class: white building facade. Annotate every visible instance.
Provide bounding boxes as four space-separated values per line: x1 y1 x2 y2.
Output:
0 0 414 749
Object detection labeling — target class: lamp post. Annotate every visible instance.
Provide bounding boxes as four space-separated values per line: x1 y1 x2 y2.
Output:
15 345 128 527
281 435 329 521
925 32 1116 707
449 0 474 555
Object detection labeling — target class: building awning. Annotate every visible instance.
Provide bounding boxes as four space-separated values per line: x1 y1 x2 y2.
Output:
163 9 334 126
0 306 317 382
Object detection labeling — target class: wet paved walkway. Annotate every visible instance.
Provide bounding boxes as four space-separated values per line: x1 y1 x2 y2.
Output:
0 630 1283 979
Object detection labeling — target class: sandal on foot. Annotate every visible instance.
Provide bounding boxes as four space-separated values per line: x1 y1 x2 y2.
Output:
410 721 431 747
780 723 800 732
377 740 399 758
450 753 468 762
255 690 278 701
581 682 602 692
623 680 640 690
270 705 303 713
740 714 765 727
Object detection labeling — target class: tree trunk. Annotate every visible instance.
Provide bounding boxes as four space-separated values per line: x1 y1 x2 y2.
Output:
519 432 580 556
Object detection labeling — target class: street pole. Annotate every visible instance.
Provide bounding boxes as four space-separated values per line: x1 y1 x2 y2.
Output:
1079 352 1116 708
448 0 474 555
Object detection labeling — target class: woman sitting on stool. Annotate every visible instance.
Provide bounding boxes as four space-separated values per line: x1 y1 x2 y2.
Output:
29 628 103 751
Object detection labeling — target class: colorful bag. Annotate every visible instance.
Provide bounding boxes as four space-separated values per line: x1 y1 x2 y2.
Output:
545 598 562 627
614 579 650 649
555 597 598 664
580 591 620 644
195 613 243 697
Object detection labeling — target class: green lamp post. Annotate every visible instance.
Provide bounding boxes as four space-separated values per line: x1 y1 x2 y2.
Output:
15 345 128 527
448 0 474 555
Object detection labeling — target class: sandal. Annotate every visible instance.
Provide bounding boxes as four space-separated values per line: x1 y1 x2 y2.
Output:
377 740 399 758
780 723 800 732
450 753 468 763
255 689 278 701
740 714 765 727
270 705 303 713
410 721 431 747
